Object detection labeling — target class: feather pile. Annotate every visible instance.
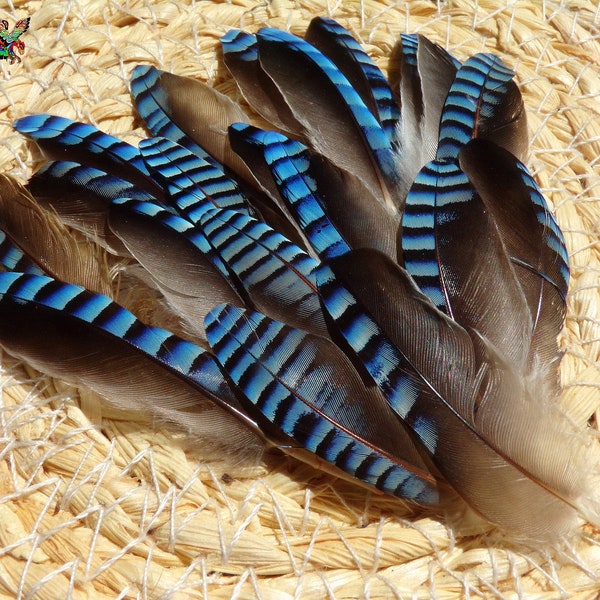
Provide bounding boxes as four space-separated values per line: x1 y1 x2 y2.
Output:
1 17 595 542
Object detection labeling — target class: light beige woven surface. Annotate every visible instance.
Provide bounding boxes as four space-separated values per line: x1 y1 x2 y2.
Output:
0 0 599 598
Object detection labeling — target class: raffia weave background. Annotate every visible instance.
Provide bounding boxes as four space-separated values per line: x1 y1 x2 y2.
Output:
0 0 599 598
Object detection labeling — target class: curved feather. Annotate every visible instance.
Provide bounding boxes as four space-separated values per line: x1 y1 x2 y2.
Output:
0 272 262 453
199 207 327 336
400 157 532 367
14 115 164 199
221 30 303 136
391 34 459 198
254 28 402 209
317 249 587 541
230 123 397 259
107 197 242 341
305 17 400 142
131 65 223 168
205 303 440 504
130 66 254 183
258 130 350 260
436 53 527 161
138 137 252 221
27 161 153 255
459 139 569 367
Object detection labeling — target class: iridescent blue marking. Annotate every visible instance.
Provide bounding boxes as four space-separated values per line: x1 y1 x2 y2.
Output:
307 17 400 142
131 66 223 169
436 54 515 160
257 28 397 181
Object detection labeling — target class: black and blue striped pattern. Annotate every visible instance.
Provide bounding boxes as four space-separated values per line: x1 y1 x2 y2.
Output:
221 29 258 63
436 54 515 160
138 137 251 220
0 232 45 275
31 161 154 202
8 19 578 534
0 271 238 400
400 33 419 68
401 160 472 312
513 161 569 298
316 264 428 422
306 17 400 143
258 130 350 260
14 114 163 198
205 304 439 503
257 28 397 182
131 66 222 169
200 207 326 335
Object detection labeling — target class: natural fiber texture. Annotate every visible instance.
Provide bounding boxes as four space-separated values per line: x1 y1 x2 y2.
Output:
0 0 599 598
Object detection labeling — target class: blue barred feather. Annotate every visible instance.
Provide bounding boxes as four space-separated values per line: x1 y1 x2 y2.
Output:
14 115 163 198
138 137 251 219
205 303 439 503
131 66 223 168
0 232 45 275
305 17 400 143
5 16 590 542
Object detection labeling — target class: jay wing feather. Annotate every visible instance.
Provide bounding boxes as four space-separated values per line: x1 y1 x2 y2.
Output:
258 131 350 260
391 34 459 198
129 66 255 185
131 65 225 169
413 35 461 156
254 28 403 211
198 207 328 337
204 303 441 504
221 30 304 136
227 123 314 253
0 272 263 454
436 53 528 162
107 198 242 342
138 137 252 220
232 123 398 260
459 139 569 369
27 161 152 256
228 123 293 208
14 115 165 200
0 231 45 275
400 158 532 368
301 152 398 260
317 249 588 541
0 174 112 295
304 17 400 143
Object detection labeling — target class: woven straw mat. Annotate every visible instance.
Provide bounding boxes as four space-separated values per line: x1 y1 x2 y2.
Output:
0 0 599 598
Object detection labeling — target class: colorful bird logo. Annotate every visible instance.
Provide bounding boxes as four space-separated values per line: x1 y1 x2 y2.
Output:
0 17 30 65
